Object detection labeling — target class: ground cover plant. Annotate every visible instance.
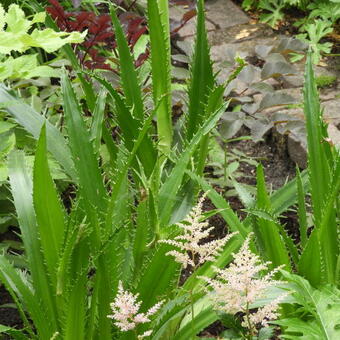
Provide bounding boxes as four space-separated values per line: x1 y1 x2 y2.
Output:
0 0 339 339
241 0 340 64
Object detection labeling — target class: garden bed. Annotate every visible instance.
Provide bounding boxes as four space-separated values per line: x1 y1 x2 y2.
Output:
0 0 339 339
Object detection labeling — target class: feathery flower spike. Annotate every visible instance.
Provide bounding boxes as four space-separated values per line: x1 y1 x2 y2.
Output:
159 193 238 268
108 281 163 336
200 233 288 334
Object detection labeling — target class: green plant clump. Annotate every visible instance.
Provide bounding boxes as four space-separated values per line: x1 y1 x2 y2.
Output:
0 0 338 339
315 74 337 88
0 4 86 81
242 0 340 64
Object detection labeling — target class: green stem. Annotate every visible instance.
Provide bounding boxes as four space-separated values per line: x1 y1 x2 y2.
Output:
190 259 197 340
324 53 340 57
190 288 195 340
224 146 227 183
245 294 254 340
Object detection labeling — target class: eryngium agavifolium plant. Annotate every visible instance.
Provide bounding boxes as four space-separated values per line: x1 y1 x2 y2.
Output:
1 0 337 338
0 0 247 339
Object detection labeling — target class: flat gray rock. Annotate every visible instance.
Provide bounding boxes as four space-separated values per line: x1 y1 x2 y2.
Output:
170 0 339 168
287 133 307 169
205 0 249 30
323 99 340 126
170 0 249 40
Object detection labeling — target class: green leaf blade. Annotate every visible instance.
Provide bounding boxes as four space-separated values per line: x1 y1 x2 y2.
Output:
0 85 76 180
185 0 215 141
61 72 107 212
109 5 144 120
304 52 338 283
90 88 107 155
254 164 291 269
33 124 66 286
8 150 59 336
148 0 172 154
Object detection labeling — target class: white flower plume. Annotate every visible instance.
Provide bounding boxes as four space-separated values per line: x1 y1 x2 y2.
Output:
200 233 288 333
108 281 163 336
159 193 238 268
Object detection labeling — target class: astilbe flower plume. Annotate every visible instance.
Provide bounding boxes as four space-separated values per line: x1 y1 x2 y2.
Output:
200 233 288 335
159 193 238 268
107 281 163 338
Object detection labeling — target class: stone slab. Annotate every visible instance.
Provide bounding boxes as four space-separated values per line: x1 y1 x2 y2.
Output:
287 133 307 169
205 0 249 30
323 99 340 126
170 0 249 40
276 98 340 123
288 122 340 169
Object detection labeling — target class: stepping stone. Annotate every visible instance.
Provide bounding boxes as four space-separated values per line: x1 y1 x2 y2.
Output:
323 99 340 126
170 0 249 40
205 0 249 30
273 96 340 168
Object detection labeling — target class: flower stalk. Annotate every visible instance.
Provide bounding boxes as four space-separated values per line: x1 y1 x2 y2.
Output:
159 193 238 339
200 233 289 337
107 281 163 339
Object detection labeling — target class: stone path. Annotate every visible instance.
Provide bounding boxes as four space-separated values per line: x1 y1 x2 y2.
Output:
170 0 340 168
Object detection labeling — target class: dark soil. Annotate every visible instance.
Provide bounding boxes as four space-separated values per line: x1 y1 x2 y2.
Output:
0 227 24 338
199 320 226 338
0 227 21 244
0 285 23 330
231 127 302 243
232 128 296 190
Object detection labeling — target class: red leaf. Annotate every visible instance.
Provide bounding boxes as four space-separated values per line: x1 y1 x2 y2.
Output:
95 32 114 42
48 0 64 12
74 12 95 31
46 0 73 31
135 50 149 68
182 8 196 23
127 18 144 34
88 49 106 63
170 8 197 34
84 60 112 71
83 40 96 48
46 0 152 72
88 15 111 34
119 12 141 24
97 14 111 25
129 27 147 46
